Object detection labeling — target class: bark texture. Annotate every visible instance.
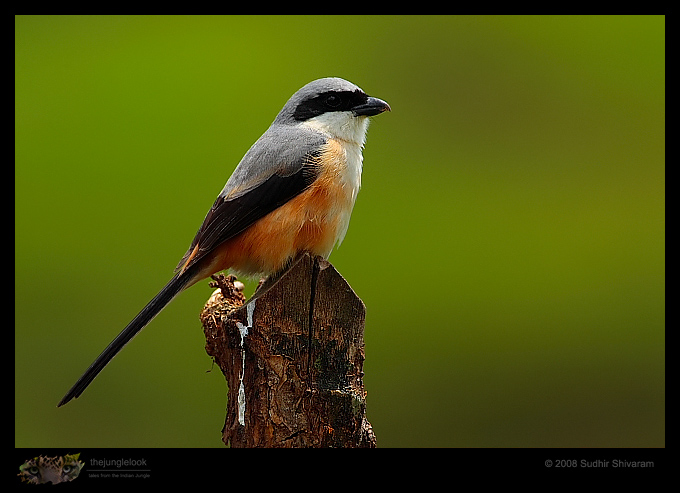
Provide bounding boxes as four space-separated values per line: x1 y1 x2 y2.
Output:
200 253 375 448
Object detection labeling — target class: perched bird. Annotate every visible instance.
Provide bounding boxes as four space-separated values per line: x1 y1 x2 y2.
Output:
58 77 390 406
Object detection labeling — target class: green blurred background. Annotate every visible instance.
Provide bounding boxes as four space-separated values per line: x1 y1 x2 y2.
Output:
16 15 664 447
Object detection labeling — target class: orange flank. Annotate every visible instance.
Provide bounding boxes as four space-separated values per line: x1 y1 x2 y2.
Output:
192 138 357 279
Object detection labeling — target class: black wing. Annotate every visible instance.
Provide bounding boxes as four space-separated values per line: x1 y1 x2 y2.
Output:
176 155 320 273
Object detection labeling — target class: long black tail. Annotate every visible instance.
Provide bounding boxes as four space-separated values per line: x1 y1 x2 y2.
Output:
57 271 194 407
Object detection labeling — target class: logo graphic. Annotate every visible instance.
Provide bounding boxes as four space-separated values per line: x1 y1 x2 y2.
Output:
18 453 84 484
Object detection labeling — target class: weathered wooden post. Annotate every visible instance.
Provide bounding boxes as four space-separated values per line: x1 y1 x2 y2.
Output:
200 253 375 447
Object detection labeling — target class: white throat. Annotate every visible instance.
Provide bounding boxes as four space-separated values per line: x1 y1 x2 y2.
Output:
302 112 370 146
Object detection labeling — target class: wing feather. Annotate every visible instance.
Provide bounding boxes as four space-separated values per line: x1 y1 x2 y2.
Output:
176 129 324 273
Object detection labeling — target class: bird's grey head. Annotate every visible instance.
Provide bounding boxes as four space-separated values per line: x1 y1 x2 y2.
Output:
273 77 390 144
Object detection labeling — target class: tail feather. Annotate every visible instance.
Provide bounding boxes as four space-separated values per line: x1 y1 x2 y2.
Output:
57 271 194 407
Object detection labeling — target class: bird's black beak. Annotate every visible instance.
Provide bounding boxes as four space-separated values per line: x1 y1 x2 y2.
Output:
352 96 391 117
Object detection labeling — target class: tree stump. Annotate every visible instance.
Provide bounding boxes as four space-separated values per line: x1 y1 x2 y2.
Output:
200 253 375 448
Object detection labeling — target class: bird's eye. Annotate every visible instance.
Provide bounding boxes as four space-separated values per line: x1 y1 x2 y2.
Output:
325 95 342 108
